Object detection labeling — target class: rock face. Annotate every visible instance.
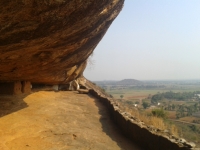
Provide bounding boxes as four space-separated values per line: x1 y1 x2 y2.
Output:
0 0 124 84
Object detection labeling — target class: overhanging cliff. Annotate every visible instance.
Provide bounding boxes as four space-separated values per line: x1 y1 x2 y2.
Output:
0 0 124 84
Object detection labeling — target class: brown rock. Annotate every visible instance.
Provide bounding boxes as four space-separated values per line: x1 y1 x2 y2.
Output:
0 0 124 84
77 89 89 94
185 142 196 148
21 81 31 93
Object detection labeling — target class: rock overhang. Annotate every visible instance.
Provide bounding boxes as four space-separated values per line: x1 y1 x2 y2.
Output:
0 0 124 84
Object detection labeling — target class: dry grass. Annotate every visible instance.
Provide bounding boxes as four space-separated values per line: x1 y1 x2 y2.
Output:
169 124 179 137
118 102 179 136
166 111 177 119
128 108 166 130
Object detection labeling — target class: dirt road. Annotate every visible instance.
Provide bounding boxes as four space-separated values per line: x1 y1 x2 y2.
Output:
0 91 141 150
168 119 200 126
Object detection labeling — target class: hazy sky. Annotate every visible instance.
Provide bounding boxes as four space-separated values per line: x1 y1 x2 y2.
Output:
84 0 200 81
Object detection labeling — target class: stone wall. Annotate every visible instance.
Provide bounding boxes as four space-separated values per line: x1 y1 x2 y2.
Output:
89 89 196 150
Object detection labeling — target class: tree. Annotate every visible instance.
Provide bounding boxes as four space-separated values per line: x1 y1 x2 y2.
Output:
194 103 198 112
126 100 134 105
152 109 167 119
135 101 140 104
172 104 176 110
186 106 193 116
120 95 124 99
142 102 149 109
189 125 199 133
87 52 95 70
176 105 185 118
151 94 163 104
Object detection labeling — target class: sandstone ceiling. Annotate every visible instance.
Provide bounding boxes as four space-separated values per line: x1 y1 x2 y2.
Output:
0 0 124 84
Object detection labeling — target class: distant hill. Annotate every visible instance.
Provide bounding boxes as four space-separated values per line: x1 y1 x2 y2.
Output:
116 79 143 85
93 79 143 86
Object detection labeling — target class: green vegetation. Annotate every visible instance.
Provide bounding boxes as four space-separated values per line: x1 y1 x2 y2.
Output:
189 125 200 133
135 101 140 104
151 91 200 103
176 103 200 119
151 109 167 119
125 100 134 105
142 101 149 109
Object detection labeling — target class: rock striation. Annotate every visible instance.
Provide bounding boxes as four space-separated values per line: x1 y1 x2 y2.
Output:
0 0 124 84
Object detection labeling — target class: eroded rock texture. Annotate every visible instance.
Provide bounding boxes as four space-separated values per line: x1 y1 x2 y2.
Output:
0 0 124 84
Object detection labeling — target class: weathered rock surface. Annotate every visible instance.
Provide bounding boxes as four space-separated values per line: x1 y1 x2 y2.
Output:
0 0 124 84
0 91 141 150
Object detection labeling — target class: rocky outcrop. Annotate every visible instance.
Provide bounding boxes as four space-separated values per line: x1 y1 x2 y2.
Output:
0 0 124 84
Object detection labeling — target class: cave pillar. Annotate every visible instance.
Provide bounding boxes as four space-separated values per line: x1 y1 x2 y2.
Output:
13 81 22 95
21 81 31 93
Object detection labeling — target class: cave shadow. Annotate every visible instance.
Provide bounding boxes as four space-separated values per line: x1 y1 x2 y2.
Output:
0 85 54 118
88 94 143 150
0 93 29 118
0 85 67 118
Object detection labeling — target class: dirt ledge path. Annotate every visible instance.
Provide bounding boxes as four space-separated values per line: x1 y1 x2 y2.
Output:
0 91 141 150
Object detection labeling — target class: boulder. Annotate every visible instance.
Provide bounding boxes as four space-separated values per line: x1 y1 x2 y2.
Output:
0 0 124 84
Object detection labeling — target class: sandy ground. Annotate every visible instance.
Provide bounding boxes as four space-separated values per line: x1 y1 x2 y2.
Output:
0 91 142 150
